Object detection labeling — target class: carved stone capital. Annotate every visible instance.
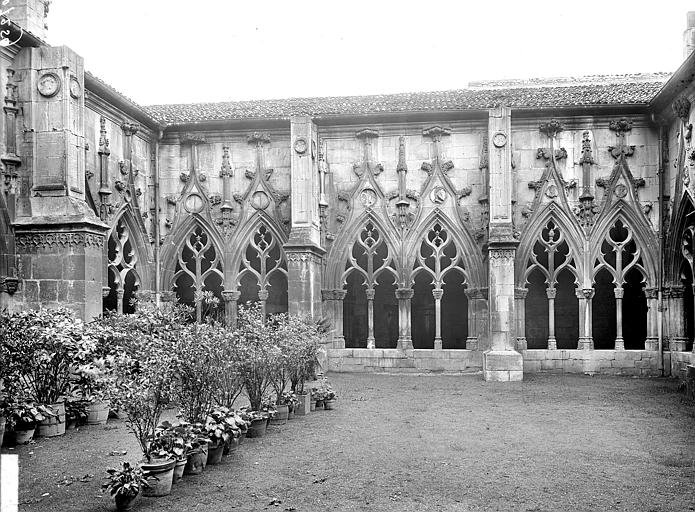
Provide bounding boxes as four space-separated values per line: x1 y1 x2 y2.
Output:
669 286 686 299
160 291 177 302
322 289 347 301
614 288 625 299
644 287 658 300
365 288 376 300
222 290 241 302
121 122 140 137
539 119 564 138
432 288 444 300
247 131 270 146
576 288 595 300
258 289 269 301
395 287 415 300
355 128 379 140
102 286 111 298
672 96 691 122
422 125 451 142
514 288 528 299
546 287 557 299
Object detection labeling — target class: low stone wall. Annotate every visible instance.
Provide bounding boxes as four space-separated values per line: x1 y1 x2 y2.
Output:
521 350 663 377
326 349 482 373
326 348 678 376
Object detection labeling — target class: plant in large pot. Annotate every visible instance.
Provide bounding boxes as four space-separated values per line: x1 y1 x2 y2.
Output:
3 399 55 445
235 303 280 413
202 409 233 465
104 310 180 498
102 461 151 512
287 316 323 416
151 422 187 484
3 308 89 437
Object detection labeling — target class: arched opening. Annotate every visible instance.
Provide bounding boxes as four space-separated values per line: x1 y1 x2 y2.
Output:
592 219 649 350
592 269 616 349
525 269 548 349
411 272 434 349
410 222 468 349
173 225 224 322
523 219 579 349
104 216 140 314
342 221 395 348
237 224 288 316
441 271 468 349
556 269 579 349
623 268 647 349
682 263 695 352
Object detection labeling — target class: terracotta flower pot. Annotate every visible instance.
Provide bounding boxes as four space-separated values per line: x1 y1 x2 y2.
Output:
172 457 186 483
86 400 110 425
247 418 267 438
324 399 336 410
141 457 175 497
184 439 209 475
115 491 140 511
13 427 35 445
270 404 289 425
207 441 225 465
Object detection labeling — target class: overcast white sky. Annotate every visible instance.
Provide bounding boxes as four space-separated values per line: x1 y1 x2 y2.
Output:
47 1 693 106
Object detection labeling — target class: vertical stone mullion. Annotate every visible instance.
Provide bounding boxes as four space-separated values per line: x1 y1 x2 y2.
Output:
432 288 443 350
668 286 687 351
395 287 414 351
546 287 557 350
366 287 375 349
576 288 594 350
222 290 240 328
614 287 625 350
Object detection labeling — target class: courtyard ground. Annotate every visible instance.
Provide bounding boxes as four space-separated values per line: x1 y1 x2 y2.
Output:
7 373 695 512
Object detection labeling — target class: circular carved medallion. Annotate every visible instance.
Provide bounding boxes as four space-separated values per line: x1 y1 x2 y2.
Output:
430 186 447 204
184 193 205 213
492 132 507 148
69 77 81 99
251 191 270 210
545 184 558 199
614 183 628 198
38 72 61 97
294 137 308 155
359 188 377 207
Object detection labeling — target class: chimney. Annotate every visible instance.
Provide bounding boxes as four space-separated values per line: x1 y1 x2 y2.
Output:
3 0 50 41
684 11 695 60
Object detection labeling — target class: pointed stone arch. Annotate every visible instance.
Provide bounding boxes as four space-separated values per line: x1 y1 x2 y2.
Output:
104 205 153 314
165 219 225 322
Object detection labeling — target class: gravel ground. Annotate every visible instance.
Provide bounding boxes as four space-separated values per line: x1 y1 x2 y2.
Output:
7 373 695 512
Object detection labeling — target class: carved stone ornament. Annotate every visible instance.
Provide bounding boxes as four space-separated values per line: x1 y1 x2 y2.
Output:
539 120 564 138
69 76 81 99
251 190 270 210
492 132 507 148
184 193 205 213
430 186 448 204
16 232 104 249
294 137 308 155
37 72 61 97
614 183 628 199
672 96 692 122
359 188 377 208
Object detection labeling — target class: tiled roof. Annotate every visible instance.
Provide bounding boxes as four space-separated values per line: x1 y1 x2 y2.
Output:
143 73 671 126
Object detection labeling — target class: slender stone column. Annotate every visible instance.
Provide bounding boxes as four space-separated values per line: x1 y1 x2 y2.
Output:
514 288 528 350
668 286 687 351
222 290 240 328
576 288 594 350
614 287 625 350
366 288 376 349
484 106 523 381
395 287 414 351
546 287 557 350
645 287 659 351
116 289 124 315
432 288 444 350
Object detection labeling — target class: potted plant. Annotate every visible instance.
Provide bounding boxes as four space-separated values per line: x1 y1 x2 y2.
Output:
102 461 151 511
180 423 208 475
203 409 232 465
281 392 298 420
324 388 337 410
288 316 322 416
151 422 186 483
4 400 55 445
243 408 270 438
3 308 87 437
311 388 325 410
64 396 88 430
102 309 180 497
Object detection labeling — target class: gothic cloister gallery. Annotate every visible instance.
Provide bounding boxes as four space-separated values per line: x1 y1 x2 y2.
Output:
2 4 695 381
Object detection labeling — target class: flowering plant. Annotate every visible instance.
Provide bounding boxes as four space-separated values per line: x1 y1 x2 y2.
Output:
102 461 151 498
